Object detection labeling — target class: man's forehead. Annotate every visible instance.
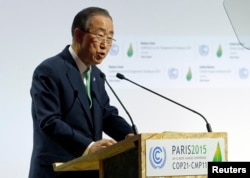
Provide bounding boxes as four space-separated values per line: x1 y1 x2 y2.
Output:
88 16 114 33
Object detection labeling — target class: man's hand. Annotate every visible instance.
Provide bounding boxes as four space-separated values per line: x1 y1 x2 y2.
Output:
88 138 117 154
125 133 135 139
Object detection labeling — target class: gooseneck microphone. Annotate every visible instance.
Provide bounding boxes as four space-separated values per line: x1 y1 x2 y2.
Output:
116 73 212 132
100 72 138 135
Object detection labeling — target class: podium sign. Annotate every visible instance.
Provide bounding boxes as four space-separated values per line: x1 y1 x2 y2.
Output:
146 138 226 176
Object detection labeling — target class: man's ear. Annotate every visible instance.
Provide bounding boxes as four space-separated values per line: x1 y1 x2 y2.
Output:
73 28 84 43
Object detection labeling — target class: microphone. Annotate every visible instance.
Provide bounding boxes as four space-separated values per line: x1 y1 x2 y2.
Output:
116 73 212 132
100 72 138 135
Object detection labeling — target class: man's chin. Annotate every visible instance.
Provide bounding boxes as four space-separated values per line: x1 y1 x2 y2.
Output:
94 58 104 64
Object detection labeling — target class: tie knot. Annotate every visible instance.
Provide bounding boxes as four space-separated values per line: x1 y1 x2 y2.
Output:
83 68 92 86
84 68 90 79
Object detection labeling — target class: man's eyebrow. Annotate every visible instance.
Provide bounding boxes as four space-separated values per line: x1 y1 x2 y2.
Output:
96 28 114 35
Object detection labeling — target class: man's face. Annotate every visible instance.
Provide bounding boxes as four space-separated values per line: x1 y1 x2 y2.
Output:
79 15 114 66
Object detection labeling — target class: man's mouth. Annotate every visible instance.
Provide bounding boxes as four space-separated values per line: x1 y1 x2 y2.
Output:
97 52 106 59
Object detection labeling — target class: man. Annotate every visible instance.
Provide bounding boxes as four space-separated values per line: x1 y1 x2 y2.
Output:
29 7 134 178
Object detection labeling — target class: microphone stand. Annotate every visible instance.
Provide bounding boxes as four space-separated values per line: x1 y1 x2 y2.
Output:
116 73 212 132
101 73 138 135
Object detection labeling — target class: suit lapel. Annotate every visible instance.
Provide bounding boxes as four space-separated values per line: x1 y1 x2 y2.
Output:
65 61 94 128
90 70 105 137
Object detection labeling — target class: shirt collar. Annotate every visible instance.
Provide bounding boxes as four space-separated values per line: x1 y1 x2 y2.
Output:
68 45 89 74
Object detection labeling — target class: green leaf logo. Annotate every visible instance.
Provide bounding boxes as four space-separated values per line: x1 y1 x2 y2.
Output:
127 43 133 58
186 67 192 81
216 44 223 58
213 142 222 162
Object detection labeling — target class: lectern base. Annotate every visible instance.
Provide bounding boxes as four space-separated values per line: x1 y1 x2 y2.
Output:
100 147 139 178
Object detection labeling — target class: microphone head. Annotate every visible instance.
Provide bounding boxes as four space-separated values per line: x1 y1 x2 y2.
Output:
116 73 125 80
100 72 106 79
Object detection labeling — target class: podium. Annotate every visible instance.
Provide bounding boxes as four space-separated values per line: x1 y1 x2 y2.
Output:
53 132 228 178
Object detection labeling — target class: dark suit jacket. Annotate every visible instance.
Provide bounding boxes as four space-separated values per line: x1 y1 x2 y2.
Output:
28 46 133 178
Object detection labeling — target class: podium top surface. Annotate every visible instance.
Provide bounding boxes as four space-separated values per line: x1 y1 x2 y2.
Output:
53 133 139 171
